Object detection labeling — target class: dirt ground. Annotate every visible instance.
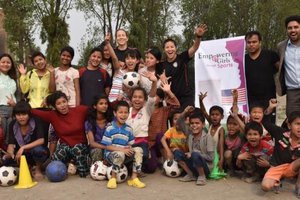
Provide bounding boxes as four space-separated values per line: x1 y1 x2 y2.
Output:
1 170 299 200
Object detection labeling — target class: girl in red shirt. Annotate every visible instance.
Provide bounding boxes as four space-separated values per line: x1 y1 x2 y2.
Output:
32 91 89 177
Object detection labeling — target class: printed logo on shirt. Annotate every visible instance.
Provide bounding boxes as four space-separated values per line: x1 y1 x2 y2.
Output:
173 62 178 68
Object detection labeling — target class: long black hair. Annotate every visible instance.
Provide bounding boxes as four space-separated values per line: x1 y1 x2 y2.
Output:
46 91 68 109
0 53 17 80
86 95 113 135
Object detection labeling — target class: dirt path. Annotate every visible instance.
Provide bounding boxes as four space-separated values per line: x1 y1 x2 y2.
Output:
1 171 298 200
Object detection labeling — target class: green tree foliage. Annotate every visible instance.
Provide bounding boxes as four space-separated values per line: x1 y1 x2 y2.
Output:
0 0 36 64
76 0 175 62
125 0 175 53
76 0 127 42
33 0 72 66
180 0 300 50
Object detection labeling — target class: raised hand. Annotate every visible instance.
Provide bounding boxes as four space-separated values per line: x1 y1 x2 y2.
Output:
160 81 171 93
232 89 238 100
199 92 207 102
195 24 208 38
46 64 55 73
269 98 277 109
159 70 171 84
142 71 157 82
18 64 27 75
184 105 194 114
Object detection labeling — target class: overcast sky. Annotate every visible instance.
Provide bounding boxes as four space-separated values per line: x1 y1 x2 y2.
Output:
34 9 87 65
34 8 183 65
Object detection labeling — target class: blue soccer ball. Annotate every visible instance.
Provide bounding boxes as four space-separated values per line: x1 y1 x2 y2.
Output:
46 161 67 182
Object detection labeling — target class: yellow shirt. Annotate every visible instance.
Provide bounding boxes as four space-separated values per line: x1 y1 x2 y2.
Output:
19 69 50 108
164 127 188 152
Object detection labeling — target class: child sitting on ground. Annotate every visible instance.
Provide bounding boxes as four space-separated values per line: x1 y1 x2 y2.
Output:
224 89 244 175
261 100 300 198
232 89 273 145
161 109 189 173
177 106 215 185
101 101 145 189
224 115 244 175
237 121 273 183
4 101 49 180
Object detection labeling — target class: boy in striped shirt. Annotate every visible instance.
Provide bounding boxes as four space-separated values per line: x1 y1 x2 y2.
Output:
101 101 144 189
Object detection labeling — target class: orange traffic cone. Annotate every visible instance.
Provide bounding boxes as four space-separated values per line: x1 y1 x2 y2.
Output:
15 155 37 189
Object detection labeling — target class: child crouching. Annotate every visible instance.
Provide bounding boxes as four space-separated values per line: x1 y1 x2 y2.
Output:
177 107 214 185
5 101 49 180
101 101 145 189
237 121 273 183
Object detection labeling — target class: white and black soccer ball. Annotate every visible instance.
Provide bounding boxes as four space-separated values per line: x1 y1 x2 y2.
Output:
163 160 182 178
123 72 140 88
90 161 107 181
106 165 128 183
0 166 18 187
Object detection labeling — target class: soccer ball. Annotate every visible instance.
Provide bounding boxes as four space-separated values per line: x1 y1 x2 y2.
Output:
90 161 107 181
123 72 140 88
0 166 18 186
163 160 182 178
46 161 67 182
106 165 128 183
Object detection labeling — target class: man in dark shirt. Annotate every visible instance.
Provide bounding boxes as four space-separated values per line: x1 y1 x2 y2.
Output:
245 31 279 122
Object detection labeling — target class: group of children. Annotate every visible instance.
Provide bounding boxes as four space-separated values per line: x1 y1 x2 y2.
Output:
0 24 300 198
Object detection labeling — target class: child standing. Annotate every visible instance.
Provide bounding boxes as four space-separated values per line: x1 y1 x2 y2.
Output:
85 95 113 164
53 46 80 107
18 51 54 108
177 107 215 185
237 121 273 183
109 49 139 102
139 46 162 94
5 101 49 180
0 53 17 146
101 101 145 189
79 47 111 106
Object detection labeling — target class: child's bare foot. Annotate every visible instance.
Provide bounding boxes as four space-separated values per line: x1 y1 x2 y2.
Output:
32 167 44 181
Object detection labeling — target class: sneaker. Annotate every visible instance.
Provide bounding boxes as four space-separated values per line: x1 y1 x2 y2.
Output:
107 178 117 189
127 178 146 188
179 174 196 182
196 176 207 186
